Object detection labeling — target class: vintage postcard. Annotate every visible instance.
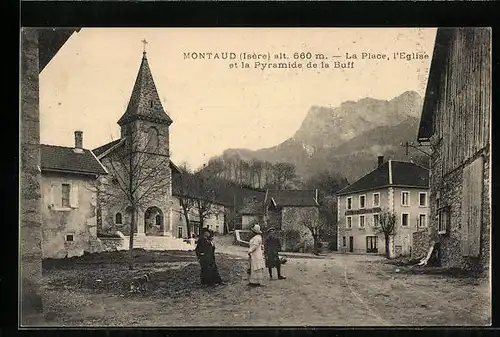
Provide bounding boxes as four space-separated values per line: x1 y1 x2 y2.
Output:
20 27 491 327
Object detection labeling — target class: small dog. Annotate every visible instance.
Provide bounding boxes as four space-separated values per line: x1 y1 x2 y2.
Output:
279 257 287 265
129 273 151 293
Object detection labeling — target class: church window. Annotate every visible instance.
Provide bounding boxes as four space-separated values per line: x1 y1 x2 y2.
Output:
115 212 123 224
150 100 153 108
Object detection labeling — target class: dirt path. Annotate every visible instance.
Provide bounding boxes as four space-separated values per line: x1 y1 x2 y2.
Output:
33 243 490 327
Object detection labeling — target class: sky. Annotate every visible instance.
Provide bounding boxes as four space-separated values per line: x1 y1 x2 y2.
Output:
39 28 437 170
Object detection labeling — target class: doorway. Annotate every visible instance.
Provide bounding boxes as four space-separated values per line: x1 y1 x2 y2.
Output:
349 236 354 252
366 236 378 253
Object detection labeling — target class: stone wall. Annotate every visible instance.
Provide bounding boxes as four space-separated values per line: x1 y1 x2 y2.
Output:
20 28 43 320
411 229 430 260
430 146 490 273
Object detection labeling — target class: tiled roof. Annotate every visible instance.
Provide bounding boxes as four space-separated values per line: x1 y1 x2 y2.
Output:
92 139 122 157
117 52 173 126
40 144 107 176
240 194 266 215
265 189 319 207
336 160 429 195
391 161 429 187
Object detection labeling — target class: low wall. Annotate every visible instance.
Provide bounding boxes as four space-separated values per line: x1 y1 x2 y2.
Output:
98 231 128 251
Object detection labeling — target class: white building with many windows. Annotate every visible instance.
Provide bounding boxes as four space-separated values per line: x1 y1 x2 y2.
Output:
336 156 430 257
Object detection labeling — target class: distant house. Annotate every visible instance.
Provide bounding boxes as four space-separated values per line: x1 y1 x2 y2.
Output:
40 131 108 258
170 171 228 238
264 189 319 251
336 156 429 257
240 194 266 229
417 28 491 272
170 194 227 238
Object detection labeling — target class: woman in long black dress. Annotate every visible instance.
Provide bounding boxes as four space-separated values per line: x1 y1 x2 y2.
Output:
195 228 224 287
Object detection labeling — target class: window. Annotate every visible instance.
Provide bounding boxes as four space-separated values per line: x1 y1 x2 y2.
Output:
419 192 427 207
216 213 219 220
177 226 183 239
438 207 450 234
342 236 346 247
366 236 378 253
115 212 122 224
419 214 427 228
359 215 365 229
373 193 380 207
62 184 70 208
373 213 380 227
346 197 352 210
346 216 352 229
401 191 410 206
359 195 366 209
65 234 74 242
401 213 409 227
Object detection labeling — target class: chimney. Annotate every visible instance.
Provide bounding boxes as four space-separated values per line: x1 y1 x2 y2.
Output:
377 155 384 167
74 130 83 149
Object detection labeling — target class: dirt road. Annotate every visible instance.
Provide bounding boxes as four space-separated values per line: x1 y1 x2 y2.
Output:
31 241 490 327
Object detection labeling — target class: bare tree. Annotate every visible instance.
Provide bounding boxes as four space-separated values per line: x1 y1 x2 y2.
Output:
174 166 221 235
96 124 172 263
251 159 264 189
376 209 397 258
272 162 296 189
294 208 322 255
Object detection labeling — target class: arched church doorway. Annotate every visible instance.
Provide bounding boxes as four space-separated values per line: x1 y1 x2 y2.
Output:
144 206 164 236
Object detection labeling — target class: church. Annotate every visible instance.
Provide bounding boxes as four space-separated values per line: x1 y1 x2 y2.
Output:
93 48 179 239
39 46 223 258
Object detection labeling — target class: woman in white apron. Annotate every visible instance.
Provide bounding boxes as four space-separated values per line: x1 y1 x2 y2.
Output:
248 224 265 287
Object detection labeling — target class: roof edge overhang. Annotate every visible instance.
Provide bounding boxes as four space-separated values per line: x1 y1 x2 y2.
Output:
41 167 104 177
418 28 455 142
336 184 430 196
117 114 173 127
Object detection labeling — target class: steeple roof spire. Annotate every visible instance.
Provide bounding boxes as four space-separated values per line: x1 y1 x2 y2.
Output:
117 45 173 126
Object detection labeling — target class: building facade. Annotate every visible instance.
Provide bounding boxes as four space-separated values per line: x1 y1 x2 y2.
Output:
170 195 226 238
337 157 429 256
40 132 108 258
417 28 491 273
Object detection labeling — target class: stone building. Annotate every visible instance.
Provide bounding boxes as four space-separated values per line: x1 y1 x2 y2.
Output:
264 189 320 251
416 28 491 273
93 49 176 240
40 131 108 258
336 156 429 256
239 194 266 230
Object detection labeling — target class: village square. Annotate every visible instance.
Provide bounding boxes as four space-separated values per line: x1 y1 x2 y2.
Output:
19 28 491 327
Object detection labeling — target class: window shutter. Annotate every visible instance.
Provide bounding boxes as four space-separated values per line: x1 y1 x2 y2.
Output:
461 156 483 257
70 184 79 208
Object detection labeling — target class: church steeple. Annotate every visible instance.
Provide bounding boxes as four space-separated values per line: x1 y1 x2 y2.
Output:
117 42 173 127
